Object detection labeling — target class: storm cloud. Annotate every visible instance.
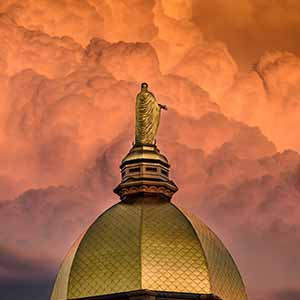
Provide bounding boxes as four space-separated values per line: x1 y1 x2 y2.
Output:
0 1 299 300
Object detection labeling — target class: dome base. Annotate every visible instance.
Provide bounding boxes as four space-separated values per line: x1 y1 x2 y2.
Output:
68 289 220 300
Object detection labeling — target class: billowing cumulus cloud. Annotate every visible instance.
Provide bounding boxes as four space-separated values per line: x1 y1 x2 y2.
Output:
0 14 83 78
172 42 238 100
0 20 220 197
191 0 300 68
1 123 299 300
0 1 299 300
223 51 300 151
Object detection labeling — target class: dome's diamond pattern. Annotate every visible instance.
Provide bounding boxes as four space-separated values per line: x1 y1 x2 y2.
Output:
141 202 211 293
68 203 142 298
51 234 84 300
58 201 247 300
180 208 248 300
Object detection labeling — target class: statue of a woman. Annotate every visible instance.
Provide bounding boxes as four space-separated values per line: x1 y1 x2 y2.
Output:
135 82 167 145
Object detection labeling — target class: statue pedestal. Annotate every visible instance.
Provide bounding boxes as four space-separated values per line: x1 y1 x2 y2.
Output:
114 144 178 202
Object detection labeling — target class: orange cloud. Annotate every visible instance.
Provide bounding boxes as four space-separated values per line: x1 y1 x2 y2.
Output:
0 2 299 300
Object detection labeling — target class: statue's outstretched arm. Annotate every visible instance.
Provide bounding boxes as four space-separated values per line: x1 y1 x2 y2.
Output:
159 103 167 110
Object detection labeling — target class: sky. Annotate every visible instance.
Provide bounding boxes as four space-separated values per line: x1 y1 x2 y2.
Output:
0 1 299 300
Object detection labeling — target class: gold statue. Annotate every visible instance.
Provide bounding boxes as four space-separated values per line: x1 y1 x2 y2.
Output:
135 82 167 145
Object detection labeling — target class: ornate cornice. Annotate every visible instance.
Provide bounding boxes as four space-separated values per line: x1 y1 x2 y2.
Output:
114 179 178 201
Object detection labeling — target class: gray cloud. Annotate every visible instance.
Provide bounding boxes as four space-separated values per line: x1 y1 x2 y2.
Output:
273 289 300 300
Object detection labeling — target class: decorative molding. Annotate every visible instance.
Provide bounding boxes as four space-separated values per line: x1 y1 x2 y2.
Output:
116 184 176 199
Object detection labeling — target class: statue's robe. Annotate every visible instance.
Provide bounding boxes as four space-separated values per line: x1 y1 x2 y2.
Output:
135 90 160 145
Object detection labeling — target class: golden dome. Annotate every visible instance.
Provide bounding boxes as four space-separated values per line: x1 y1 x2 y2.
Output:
51 84 247 300
51 199 247 300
